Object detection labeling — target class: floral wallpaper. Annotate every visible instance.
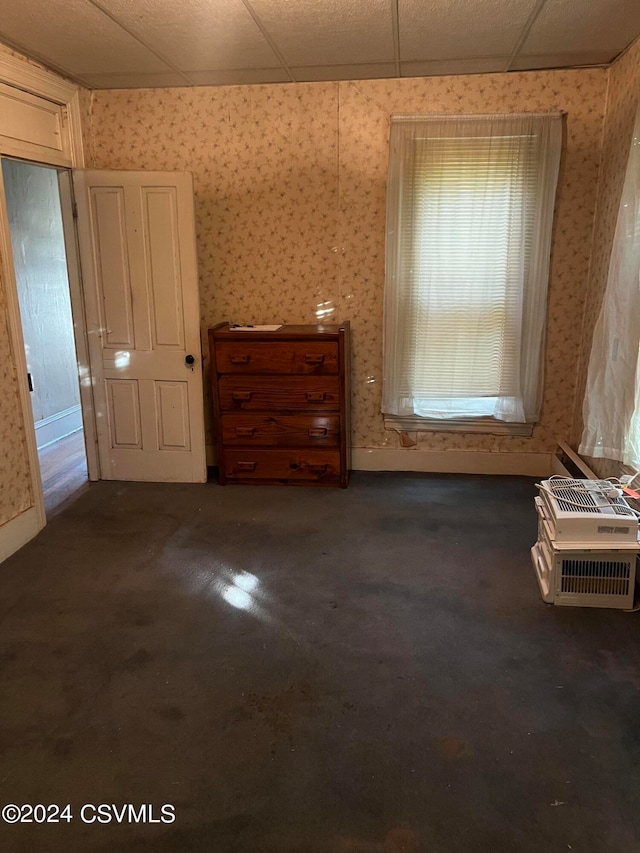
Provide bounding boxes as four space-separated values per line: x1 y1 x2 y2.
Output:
4 47 640 533
85 68 607 455
0 270 33 525
572 38 640 479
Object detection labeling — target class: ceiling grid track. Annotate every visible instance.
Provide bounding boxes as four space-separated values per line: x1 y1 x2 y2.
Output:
86 0 195 85
504 0 550 72
0 0 635 90
241 0 295 82
391 0 401 78
0 32 90 88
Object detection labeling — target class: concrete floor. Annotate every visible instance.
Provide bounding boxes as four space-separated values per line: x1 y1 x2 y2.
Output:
1 472 639 852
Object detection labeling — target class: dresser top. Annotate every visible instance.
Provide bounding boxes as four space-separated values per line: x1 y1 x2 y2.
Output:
210 322 348 339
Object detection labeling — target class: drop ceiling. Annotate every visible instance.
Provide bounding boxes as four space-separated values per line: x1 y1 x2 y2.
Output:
0 0 638 89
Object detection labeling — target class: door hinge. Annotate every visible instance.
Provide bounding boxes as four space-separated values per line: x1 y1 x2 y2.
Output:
72 201 78 220
27 373 33 392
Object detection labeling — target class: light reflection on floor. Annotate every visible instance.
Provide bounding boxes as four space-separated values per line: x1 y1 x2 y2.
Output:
221 571 261 612
222 585 253 610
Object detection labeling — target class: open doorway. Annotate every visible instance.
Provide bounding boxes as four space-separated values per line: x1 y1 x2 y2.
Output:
2 158 88 516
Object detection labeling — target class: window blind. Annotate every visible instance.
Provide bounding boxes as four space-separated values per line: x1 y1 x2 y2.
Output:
383 114 562 423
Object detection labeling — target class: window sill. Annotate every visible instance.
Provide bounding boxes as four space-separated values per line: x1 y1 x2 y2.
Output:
384 416 534 437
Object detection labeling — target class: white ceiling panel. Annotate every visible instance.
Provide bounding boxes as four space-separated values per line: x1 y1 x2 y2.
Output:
402 57 508 77
400 0 540 61
510 50 616 71
522 0 640 54
291 63 396 82
96 0 280 71
81 71 192 89
0 0 170 75
188 67 291 85
247 0 395 66
1 0 640 89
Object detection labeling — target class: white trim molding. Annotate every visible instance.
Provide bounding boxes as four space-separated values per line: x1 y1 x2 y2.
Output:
0 507 40 564
0 46 79 104
352 447 554 477
0 44 84 168
35 404 83 449
0 43 86 563
384 415 534 436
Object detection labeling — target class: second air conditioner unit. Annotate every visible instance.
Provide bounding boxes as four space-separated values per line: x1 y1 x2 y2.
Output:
532 480 639 609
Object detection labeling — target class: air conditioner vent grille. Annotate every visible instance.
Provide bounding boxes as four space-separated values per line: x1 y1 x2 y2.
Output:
549 479 635 517
560 558 632 597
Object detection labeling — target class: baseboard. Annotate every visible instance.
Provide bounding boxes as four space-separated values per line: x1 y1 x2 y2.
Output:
554 441 599 479
351 448 553 476
35 404 82 450
0 506 42 564
207 443 553 477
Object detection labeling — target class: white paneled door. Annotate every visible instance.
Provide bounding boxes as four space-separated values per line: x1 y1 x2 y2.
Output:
73 170 206 482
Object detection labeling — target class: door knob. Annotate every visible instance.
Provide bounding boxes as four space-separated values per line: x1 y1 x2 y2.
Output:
185 354 195 366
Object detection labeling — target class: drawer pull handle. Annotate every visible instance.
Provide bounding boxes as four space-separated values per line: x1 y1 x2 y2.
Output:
308 427 328 437
306 391 326 402
304 353 325 365
235 427 255 437
230 355 251 364
237 461 256 472
232 391 252 401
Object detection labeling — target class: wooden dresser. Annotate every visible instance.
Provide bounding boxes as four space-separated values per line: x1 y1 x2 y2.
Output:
208 323 350 487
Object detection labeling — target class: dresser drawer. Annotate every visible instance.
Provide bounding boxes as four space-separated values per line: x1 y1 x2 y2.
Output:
224 449 341 482
221 414 340 447
215 341 339 374
218 375 341 411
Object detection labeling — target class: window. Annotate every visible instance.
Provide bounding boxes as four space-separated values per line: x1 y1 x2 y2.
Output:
580 109 640 467
383 113 562 429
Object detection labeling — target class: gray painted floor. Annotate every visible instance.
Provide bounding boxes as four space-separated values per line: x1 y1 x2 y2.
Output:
0 473 639 852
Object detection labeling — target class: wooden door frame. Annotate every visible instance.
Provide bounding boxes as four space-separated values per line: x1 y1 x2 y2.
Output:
0 46 90 560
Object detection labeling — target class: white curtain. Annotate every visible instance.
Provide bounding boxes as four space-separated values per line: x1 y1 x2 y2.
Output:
383 113 562 422
580 108 640 465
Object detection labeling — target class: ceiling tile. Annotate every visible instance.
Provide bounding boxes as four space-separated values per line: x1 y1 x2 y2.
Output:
96 0 280 71
402 57 509 77
80 71 192 89
247 0 395 66
510 50 616 71
0 0 170 74
521 0 640 55
291 63 396 82
188 67 291 85
400 0 539 61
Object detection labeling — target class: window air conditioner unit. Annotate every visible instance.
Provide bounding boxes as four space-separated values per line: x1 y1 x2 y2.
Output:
532 479 639 609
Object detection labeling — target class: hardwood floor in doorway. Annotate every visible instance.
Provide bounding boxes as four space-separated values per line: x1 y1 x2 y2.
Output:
39 431 88 516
